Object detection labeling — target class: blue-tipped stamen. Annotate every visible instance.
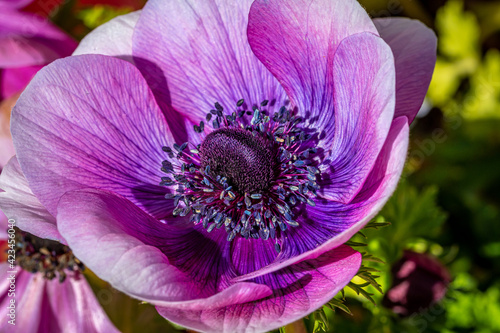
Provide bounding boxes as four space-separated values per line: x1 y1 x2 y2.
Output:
160 100 321 252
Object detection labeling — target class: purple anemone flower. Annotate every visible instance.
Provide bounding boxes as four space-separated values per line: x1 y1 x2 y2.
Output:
0 162 118 333
3 0 436 331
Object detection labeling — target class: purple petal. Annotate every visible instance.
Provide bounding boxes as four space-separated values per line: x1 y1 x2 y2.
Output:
247 0 377 125
133 0 287 125
233 116 409 282
11 54 175 219
157 245 361 333
318 32 395 203
73 11 141 62
0 10 76 68
57 188 272 306
0 156 62 242
374 18 437 124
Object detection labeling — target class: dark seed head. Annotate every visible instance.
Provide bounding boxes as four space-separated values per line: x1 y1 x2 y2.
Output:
199 127 276 194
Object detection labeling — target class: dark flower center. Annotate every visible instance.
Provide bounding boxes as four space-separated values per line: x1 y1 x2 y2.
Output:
160 100 321 252
200 127 276 194
14 227 84 282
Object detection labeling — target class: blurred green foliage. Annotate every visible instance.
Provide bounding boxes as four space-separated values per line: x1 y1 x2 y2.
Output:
77 5 133 29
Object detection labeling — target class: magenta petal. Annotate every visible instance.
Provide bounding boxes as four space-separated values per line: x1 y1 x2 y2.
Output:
0 10 76 68
73 11 141 62
247 0 377 122
319 32 395 203
12 54 175 219
157 245 361 333
374 18 437 124
133 0 287 124
233 116 409 282
0 0 32 9
57 188 271 306
0 156 62 242
1 65 43 100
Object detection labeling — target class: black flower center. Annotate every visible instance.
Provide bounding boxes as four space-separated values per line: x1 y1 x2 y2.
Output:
14 228 84 282
200 128 276 194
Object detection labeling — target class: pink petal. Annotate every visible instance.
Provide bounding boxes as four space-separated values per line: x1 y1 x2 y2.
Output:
374 18 437 124
73 11 141 62
157 245 361 333
0 267 44 333
11 55 175 219
133 0 287 125
56 188 272 306
46 275 119 333
233 116 409 283
318 32 395 203
0 265 118 333
0 156 62 242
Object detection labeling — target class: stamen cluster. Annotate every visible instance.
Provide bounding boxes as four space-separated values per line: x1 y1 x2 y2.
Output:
14 228 84 282
160 100 321 252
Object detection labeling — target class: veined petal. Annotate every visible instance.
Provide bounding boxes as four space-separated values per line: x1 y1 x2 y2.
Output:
0 10 76 68
73 11 141 62
247 0 378 127
157 245 361 333
0 156 61 242
374 18 437 124
12 54 175 219
133 0 287 125
233 116 409 282
57 188 271 306
319 32 395 203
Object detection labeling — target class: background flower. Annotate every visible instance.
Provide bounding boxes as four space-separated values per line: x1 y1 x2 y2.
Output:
382 250 451 317
0 185 118 333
